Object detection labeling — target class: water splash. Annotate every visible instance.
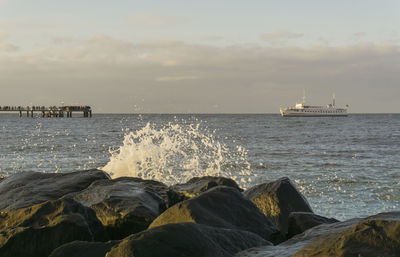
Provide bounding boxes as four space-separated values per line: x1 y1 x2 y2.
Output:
102 122 252 187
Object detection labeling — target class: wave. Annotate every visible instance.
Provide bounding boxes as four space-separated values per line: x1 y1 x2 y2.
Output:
102 122 252 187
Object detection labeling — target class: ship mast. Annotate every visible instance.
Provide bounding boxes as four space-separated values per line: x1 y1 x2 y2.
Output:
302 89 306 104
333 93 336 107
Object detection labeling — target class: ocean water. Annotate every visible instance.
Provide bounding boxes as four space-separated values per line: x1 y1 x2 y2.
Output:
0 113 399 220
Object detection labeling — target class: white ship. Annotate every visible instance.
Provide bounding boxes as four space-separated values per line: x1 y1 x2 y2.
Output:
280 91 348 117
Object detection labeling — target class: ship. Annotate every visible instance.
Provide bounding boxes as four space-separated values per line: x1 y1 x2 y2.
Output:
280 91 348 117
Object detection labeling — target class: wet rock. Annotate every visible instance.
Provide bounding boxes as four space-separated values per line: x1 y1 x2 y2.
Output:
114 177 185 208
244 177 313 235
0 169 109 211
107 222 271 257
0 198 108 257
236 212 400 257
287 212 339 238
70 177 172 239
149 186 281 244
49 241 119 257
172 176 243 198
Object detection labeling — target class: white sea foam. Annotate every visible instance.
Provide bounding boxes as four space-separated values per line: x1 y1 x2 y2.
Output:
102 122 252 187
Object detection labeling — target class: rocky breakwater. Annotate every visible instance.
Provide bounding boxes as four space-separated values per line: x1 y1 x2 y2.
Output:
0 170 110 257
67 177 184 240
0 171 398 257
236 212 400 257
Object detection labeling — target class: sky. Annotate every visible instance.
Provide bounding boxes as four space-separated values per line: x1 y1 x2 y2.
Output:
0 0 399 113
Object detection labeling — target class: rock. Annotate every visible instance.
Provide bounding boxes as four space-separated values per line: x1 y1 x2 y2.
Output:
149 186 281 244
106 222 271 257
244 177 313 235
287 212 339 238
0 169 109 211
172 176 243 198
235 211 400 257
111 177 185 208
49 241 119 257
70 177 172 239
0 198 108 257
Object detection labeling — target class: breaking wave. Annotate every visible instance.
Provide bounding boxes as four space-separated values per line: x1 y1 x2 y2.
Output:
102 122 253 187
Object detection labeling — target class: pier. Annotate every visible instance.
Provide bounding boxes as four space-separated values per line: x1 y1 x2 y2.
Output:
0 105 92 118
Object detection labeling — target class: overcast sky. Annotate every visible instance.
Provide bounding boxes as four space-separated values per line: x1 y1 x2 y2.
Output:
0 0 399 113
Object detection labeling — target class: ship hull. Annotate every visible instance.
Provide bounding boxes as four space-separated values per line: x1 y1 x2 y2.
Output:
280 109 348 117
281 113 348 117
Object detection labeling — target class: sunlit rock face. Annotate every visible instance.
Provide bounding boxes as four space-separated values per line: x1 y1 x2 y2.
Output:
150 186 281 244
236 212 400 257
244 177 313 235
0 198 108 257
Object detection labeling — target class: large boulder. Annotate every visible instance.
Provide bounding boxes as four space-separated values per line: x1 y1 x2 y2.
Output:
50 241 119 257
70 177 174 239
149 186 281 244
236 212 400 257
0 198 108 257
0 169 109 211
287 212 339 238
172 176 243 198
244 177 313 235
110 177 185 208
106 223 271 257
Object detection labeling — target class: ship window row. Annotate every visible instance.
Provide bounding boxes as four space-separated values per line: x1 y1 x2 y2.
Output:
293 110 342 113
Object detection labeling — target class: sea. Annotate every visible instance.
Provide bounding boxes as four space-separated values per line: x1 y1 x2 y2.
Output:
0 113 399 221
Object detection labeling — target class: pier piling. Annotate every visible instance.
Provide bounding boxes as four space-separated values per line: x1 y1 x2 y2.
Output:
0 105 92 118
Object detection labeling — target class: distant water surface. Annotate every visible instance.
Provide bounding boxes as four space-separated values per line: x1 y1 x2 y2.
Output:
0 113 399 220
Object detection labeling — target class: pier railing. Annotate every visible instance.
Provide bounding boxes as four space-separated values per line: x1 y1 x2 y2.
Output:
0 105 92 117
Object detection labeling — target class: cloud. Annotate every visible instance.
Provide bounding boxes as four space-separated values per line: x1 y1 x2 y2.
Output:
0 43 19 52
261 30 304 41
0 36 399 112
127 13 186 29
318 37 331 45
52 36 81 45
0 31 20 52
0 31 7 41
156 75 200 82
47 34 135 63
353 32 366 38
200 36 224 42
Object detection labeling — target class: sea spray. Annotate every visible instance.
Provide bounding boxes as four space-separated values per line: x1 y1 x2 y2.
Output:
102 122 252 187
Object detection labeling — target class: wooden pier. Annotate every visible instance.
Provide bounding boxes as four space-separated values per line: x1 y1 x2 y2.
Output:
0 105 92 118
